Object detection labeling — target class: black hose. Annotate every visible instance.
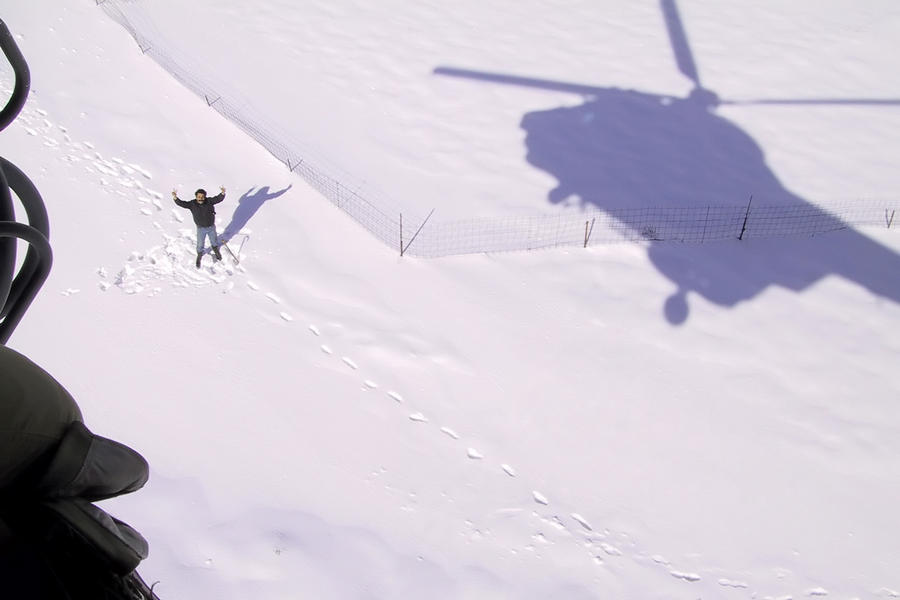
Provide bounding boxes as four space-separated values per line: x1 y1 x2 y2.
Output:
0 161 13 317
0 18 30 133
0 222 51 345
0 18 51 343
0 159 51 321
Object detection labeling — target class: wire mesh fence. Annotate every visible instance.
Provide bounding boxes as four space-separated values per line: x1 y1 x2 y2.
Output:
98 0 405 249
414 202 897 257
98 0 899 258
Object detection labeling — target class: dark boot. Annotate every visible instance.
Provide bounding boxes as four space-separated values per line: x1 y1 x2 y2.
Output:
196 253 202 269
212 246 222 261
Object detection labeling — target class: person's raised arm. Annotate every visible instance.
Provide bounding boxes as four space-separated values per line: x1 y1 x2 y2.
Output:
210 185 227 205
172 188 191 208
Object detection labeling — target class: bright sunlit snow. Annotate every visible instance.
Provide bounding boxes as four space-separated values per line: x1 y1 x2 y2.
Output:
2 1 900 599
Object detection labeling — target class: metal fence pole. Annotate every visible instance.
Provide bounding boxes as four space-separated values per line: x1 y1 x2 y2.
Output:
400 209 434 258
584 218 595 248
738 194 753 240
701 206 710 242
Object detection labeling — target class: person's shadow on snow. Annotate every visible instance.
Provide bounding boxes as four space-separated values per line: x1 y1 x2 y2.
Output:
222 185 292 240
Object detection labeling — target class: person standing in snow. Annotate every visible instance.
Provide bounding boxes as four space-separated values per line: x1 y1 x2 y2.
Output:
172 186 227 268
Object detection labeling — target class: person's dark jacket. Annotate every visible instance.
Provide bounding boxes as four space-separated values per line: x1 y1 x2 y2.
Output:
173 193 225 227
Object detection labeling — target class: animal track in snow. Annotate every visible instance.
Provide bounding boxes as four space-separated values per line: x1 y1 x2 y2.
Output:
108 232 240 294
130 163 153 179
7 104 243 298
363 380 378 389
8 84 726 599
409 413 428 423
670 570 701 582
0 95 742 594
599 543 622 556
532 491 549 506
571 513 593 531
13 95 745 593
717 579 748 589
541 515 567 532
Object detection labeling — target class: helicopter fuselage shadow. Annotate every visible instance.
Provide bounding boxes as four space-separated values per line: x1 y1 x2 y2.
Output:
520 88 900 324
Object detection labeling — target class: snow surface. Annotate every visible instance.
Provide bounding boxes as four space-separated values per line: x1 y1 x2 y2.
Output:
2 1 900 598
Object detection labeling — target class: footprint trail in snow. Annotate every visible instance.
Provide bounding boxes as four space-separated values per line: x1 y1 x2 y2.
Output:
5 85 857 600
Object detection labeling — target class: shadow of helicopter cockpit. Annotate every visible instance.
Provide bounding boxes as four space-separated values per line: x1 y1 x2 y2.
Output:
436 0 900 324
522 87 784 212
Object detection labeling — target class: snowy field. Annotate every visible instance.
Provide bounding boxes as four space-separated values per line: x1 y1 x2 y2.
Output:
96 0 900 223
2 1 900 599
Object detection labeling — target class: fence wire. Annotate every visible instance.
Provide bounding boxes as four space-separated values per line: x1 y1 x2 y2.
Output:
98 1 898 258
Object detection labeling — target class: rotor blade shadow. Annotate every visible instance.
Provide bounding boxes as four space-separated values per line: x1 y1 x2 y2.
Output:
722 98 900 107
434 67 608 98
660 0 701 87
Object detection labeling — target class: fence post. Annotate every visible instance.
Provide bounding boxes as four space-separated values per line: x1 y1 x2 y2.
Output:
400 209 435 258
887 209 895 229
583 218 595 248
738 194 753 240
701 206 710 242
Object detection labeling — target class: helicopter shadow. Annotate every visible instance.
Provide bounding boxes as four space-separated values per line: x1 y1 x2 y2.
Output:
435 0 900 325
521 88 900 324
221 184 292 241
